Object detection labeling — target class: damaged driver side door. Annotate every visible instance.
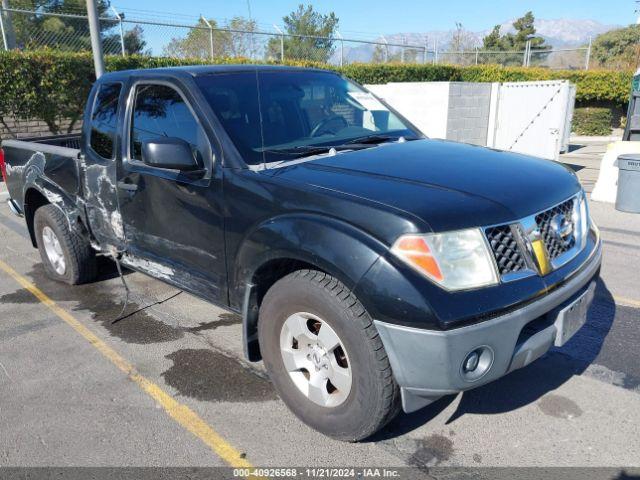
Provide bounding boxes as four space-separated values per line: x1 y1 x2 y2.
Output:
116 79 227 303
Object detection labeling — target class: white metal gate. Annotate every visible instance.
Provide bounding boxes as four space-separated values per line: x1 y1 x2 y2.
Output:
488 80 575 160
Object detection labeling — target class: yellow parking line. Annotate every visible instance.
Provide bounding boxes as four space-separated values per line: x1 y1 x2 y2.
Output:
0 258 254 470
613 295 640 309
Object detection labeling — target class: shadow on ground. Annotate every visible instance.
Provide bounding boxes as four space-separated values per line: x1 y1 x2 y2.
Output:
567 143 586 153
0 258 240 345
376 278 616 438
562 162 586 173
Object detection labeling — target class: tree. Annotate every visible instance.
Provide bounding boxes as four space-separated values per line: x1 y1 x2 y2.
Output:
482 25 502 50
450 22 476 51
444 22 477 65
225 17 258 58
512 11 547 51
164 18 228 59
590 25 640 70
102 24 148 56
372 44 387 63
163 17 256 60
267 4 339 63
481 11 549 65
7 0 115 52
123 25 147 55
402 46 419 63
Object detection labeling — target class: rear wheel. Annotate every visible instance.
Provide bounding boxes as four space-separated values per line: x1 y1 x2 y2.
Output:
34 204 97 284
258 269 400 441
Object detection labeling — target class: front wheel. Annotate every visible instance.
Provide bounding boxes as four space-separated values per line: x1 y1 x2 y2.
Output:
258 269 400 441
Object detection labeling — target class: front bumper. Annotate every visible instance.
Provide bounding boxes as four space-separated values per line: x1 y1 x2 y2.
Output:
374 239 602 413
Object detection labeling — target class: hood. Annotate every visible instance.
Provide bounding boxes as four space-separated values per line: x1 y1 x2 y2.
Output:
270 139 581 232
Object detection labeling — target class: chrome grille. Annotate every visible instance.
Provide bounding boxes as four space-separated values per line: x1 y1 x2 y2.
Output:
485 225 526 275
483 194 585 281
535 197 576 260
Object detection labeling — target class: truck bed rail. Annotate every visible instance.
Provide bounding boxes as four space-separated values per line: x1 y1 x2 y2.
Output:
2 135 81 158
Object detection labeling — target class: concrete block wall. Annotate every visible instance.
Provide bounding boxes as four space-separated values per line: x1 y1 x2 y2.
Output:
1 117 82 140
366 81 493 146
446 82 492 146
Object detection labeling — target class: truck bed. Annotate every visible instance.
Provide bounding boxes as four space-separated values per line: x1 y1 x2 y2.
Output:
25 134 82 150
1 134 82 214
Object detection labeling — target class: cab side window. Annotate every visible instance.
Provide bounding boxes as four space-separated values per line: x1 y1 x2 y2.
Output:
90 83 122 159
130 84 210 165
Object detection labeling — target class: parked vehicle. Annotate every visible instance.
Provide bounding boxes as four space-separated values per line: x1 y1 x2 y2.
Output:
0 65 602 441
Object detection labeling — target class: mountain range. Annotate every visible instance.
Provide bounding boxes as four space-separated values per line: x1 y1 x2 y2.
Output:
339 18 620 63
493 18 619 46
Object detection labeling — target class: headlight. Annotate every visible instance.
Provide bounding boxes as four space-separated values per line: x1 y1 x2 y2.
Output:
574 190 591 249
391 228 499 291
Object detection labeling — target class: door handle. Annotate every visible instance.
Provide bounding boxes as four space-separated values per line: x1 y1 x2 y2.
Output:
117 181 138 192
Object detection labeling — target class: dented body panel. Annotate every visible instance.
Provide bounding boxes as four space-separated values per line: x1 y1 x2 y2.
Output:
2 139 84 246
2 139 81 211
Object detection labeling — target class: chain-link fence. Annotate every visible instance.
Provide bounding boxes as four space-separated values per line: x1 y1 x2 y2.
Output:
0 7 593 70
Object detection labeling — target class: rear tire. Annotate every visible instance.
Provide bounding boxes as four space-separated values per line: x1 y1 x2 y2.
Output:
34 204 97 285
258 269 400 441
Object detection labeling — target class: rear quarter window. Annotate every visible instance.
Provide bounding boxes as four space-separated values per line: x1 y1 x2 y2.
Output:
90 83 122 159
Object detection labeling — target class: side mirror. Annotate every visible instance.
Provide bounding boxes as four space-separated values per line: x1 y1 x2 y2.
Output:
141 137 201 171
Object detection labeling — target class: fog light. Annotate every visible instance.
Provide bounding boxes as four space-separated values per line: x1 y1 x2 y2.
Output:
460 346 494 382
463 351 480 372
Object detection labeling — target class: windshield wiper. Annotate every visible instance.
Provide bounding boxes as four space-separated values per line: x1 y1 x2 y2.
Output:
262 144 364 159
344 134 417 145
262 134 419 159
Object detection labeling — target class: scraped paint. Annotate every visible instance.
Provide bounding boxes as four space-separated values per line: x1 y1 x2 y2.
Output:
122 255 175 281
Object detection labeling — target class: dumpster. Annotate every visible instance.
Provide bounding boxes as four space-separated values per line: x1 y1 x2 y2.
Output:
615 154 640 213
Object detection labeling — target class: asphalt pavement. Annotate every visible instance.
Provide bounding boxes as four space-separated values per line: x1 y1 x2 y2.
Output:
0 141 639 474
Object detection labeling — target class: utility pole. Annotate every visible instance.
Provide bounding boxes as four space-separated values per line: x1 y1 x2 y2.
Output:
1 0 16 50
423 37 428 64
111 6 125 57
434 37 438 64
0 5 7 51
522 39 529 67
336 30 344 67
273 24 284 62
245 0 255 59
200 15 214 60
86 0 105 78
381 35 389 63
585 36 592 70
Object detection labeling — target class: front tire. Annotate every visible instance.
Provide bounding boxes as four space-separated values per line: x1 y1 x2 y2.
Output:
34 204 97 285
258 269 400 441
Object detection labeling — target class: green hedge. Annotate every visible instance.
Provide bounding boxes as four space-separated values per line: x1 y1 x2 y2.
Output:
0 51 94 134
0 50 633 135
572 107 613 136
339 63 633 104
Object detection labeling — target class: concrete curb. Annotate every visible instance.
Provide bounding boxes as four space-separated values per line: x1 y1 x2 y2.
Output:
571 135 622 143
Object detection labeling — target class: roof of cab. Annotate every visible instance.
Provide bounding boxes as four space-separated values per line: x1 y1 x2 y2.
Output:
99 64 333 81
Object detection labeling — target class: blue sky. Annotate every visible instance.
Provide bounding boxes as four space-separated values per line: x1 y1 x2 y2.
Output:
113 0 635 36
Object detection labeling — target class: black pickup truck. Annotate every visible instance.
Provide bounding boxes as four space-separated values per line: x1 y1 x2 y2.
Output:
0 65 602 441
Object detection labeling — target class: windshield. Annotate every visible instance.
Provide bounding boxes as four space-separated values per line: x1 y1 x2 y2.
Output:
195 70 420 167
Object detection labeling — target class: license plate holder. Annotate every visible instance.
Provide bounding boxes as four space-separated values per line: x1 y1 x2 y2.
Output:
553 288 592 347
